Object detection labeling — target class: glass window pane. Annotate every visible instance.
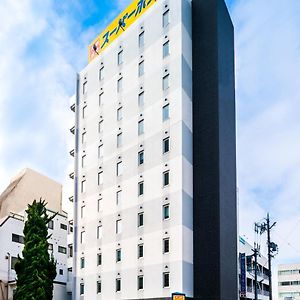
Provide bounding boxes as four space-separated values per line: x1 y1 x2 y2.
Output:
163 104 170 121
138 92 144 106
163 74 169 90
139 32 144 48
163 41 170 58
163 10 169 27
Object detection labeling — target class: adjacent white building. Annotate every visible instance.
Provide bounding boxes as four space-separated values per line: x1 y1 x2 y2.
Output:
278 263 300 300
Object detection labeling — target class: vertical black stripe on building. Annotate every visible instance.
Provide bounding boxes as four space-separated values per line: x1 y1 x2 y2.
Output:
192 0 238 299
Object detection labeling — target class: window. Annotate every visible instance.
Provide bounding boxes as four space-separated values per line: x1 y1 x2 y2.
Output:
80 283 84 295
117 133 122 148
138 150 144 165
163 104 170 121
12 234 24 244
138 181 144 196
80 257 85 269
68 244 73 257
82 106 87 119
48 220 54 230
83 81 87 94
97 253 102 266
138 244 144 258
99 67 104 81
97 198 102 212
99 92 103 106
163 41 170 58
11 257 18 270
117 107 123 121
82 132 86 144
138 119 144 135
81 206 85 218
117 77 123 92
97 226 103 239
138 212 144 227
98 144 103 158
80 231 85 244
163 74 169 90
163 238 170 253
139 32 145 48
69 221 73 233
138 91 144 107
98 120 103 133
118 50 123 65
49 243 53 251
116 249 122 262
81 155 86 168
97 280 102 293
117 161 123 176
163 272 170 288
58 246 67 254
163 171 170 186
116 190 122 205
81 180 86 193
163 137 170 154
116 278 121 292
163 204 170 220
138 61 144 77
98 172 103 185
60 223 67 230
138 275 144 290
116 219 122 234
163 10 170 27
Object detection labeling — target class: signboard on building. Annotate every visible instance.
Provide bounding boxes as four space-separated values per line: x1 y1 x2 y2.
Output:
172 293 186 300
240 253 247 298
88 0 158 63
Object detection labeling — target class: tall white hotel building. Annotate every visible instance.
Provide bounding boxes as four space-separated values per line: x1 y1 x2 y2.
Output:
71 0 237 299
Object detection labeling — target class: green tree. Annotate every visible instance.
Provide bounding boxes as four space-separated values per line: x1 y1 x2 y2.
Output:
14 199 57 300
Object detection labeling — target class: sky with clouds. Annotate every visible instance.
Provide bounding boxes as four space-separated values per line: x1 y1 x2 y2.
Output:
0 0 299 285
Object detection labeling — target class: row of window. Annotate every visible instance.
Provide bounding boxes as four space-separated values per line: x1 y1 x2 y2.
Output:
79 271 170 295
278 269 300 275
48 244 67 254
279 280 300 286
47 220 68 231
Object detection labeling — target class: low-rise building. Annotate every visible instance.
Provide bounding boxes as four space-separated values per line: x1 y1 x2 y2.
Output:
278 263 300 300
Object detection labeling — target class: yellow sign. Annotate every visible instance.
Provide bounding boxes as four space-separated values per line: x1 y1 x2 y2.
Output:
88 0 158 63
173 295 185 300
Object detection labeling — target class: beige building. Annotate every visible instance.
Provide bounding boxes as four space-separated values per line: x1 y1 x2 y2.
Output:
278 263 300 300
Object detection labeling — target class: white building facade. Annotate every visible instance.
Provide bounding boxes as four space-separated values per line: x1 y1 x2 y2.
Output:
278 263 300 300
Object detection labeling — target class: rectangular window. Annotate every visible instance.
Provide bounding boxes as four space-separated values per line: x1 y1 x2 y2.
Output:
97 253 102 266
163 272 170 288
163 41 170 58
97 280 102 293
138 181 144 196
60 223 67 230
139 32 145 48
82 106 87 119
80 283 84 295
163 10 170 27
116 219 122 234
163 74 169 91
98 144 103 158
138 212 144 227
138 60 144 77
80 206 85 218
138 119 144 135
81 155 86 168
98 120 103 133
138 275 144 290
118 50 123 65
83 81 87 94
163 238 170 254
99 92 103 106
117 107 123 121
163 137 170 154
80 231 85 244
163 104 170 121
68 244 73 257
116 190 122 205
82 132 86 144
80 257 85 269
138 244 144 259
163 171 170 186
138 150 144 165
58 246 67 254
97 226 103 239
116 278 121 292
97 198 102 212
117 77 123 93
117 133 122 148
163 204 170 220
138 91 144 107
117 161 123 176
48 220 54 229
12 234 24 244
81 180 86 193
98 172 103 185
99 67 104 81
116 249 122 262
59 269 63 275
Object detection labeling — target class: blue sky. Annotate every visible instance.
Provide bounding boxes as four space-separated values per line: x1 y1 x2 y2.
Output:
0 0 300 280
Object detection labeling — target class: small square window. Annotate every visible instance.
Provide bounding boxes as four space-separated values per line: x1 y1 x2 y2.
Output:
117 161 123 176
117 77 123 93
138 275 144 290
163 10 170 28
99 67 104 80
138 92 144 107
116 278 121 292
163 137 170 154
116 249 122 262
163 74 170 91
138 244 144 258
138 61 144 77
138 212 144 227
80 231 85 244
118 50 123 65
117 133 123 148
163 104 170 121
116 190 122 205
116 219 122 234
163 171 170 186
58 246 67 254
163 238 170 253
98 144 103 158
80 257 85 269
59 268 63 275
98 172 103 185
163 272 170 288
80 283 84 295
138 150 144 165
138 181 144 196
97 226 103 239
117 107 123 121
139 32 145 48
163 204 170 220
138 119 144 135
97 280 102 294
81 180 86 193
163 41 170 58
97 253 102 266
97 199 102 212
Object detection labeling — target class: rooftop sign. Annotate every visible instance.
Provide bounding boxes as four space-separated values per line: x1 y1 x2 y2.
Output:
88 0 157 63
